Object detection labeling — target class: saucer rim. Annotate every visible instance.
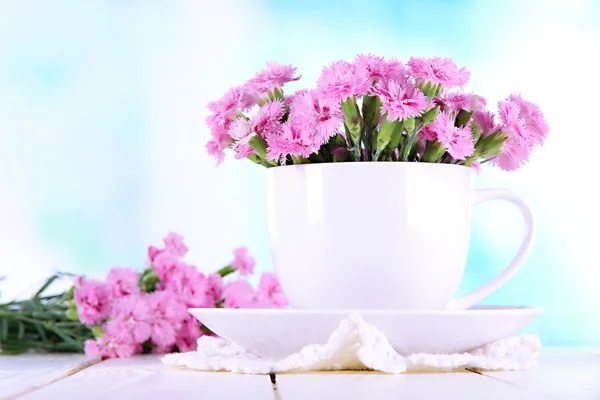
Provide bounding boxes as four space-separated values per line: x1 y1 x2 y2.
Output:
189 305 543 316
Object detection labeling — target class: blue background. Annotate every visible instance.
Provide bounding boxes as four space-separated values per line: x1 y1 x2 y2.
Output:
1 0 598 346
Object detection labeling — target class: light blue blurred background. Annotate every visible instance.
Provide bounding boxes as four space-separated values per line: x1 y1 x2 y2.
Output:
1 0 598 345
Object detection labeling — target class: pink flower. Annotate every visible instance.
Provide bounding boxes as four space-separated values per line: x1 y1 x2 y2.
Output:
285 89 310 106
353 53 405 82
109 294 152 343
316 60 371 101
248 62 301 92
207 273 224 302
175 314 202 353
74 279 111 326
473 110 498 137
471 160 482 174
162 263 213 308
228 117 252 141
147 291 188 348
152 252 179 281
419 123 438 141
84 321 141 359
234 143 256 160
500 94 548 147
491 95 548 171
492 138 532 171
289 91 342 146
266 121 318 162
206 85 260 128
164 232 188 258
205 124 233 166
105 267 139 299
407 57 470 88
257 273 288 308
432 112 475 160
224 280 256 308
439 92 485 113
147 246 161 263
251 100 285 138
230 247 255 275
372 79 428 122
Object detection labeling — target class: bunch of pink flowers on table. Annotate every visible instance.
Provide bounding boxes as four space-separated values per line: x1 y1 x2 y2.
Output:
72 233 287 358
205 54 548 171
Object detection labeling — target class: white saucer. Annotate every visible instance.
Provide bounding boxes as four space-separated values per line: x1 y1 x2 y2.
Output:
189 306 542 359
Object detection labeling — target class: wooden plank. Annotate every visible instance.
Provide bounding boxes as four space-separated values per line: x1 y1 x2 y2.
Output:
18 355 273 400
482 348 600 399
0 354 100 400
273 371 546 400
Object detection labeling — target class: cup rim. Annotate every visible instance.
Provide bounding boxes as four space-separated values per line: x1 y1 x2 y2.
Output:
268 161 473 171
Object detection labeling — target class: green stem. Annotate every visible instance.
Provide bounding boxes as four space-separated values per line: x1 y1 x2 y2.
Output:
217 265 237 277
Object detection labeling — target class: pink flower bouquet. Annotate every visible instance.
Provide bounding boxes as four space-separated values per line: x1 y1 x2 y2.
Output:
206 54 548 171
0 233 286 358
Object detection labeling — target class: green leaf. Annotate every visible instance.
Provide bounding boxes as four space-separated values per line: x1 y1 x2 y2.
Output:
1 318 8 341
421 106 440 126
422 140 447 162
361 95 381 130
34 275 59 300
341 97 364 154
17 321 25 340
455 109 472 128
248 135 270 163
475 129 507 158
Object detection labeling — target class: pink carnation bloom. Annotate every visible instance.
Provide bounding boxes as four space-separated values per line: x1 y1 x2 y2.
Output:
433 112 475 160
165 263 217 308
230 247 255 275
501 94 548 147
419 124 437 141
492 137 532 171
147 291 189 348
84 321 141 359
472 110 498 137
290 91 342 146
152 252 180 281
285 89 310 106
206 85 260 128
234 142 256 160
224 279 257 308
207 273 224 301
353 53 405 82
228 117 252 141
439 92 485 114
163 232 188 258
471 160 482 174
205 124 233 166
257 273 288 308
147 246 161 263
175 314 203 353
316 60 371 101
74 279 111 326
372 79 428 122
407 57 470 88
266 121 317 162
109 294 152 343
492 95 548 172
105 267 139 299
248 62 301 92
251 99 285 138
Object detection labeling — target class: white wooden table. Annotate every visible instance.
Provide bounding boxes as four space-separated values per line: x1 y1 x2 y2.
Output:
1 348 598 400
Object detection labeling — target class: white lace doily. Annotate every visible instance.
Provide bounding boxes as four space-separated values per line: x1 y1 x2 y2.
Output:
162 314 540 374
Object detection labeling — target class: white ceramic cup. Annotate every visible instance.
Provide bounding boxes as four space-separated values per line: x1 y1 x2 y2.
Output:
265 162 535 310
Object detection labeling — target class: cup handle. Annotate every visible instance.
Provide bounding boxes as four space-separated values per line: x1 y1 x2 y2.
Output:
445 189 535 310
